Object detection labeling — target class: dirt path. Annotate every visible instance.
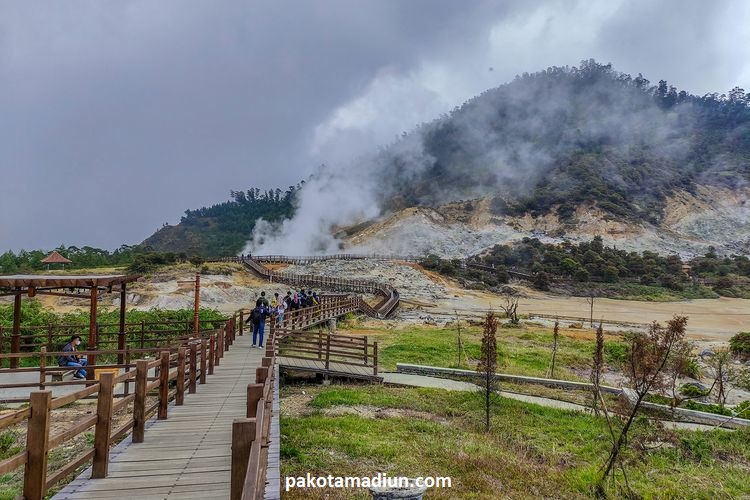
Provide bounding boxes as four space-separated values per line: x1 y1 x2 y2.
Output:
381 373 728 432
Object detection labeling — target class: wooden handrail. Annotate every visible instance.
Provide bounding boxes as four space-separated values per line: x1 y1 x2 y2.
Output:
0 313 244 500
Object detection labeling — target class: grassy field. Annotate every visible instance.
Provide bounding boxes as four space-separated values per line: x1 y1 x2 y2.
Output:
351 322 628 381
280 384 750 499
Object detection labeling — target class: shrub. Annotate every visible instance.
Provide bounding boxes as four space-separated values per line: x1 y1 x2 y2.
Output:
682 400 732 416
729 331 750 359
735 400 750 419
679 383 709 398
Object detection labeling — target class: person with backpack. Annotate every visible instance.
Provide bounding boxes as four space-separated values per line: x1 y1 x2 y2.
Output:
256 291 269 308
284 291 293 311
58 335 88 379
246 304 270 348
311 291 320 305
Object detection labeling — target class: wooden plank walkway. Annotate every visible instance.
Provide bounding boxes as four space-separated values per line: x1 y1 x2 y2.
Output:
277 355 382 381
54 333 263 500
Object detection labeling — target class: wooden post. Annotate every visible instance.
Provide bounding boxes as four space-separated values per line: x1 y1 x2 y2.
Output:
194 272 200 337
209 334 215 374
39 346 46 390
88 286 98 379
325 334 331 370
363 336 368 365
189 343 197 394
373 341 378 376
176 347 186 405
247 383 263 418
124 349 131 396
24 391 51 500
255 366 268 384
239 311 244 336
92 372 115 478
133 360 147 443
261 357 272 368
200 338 207 384
11 290 21 369
225 325 230 352
317 331 323 360
216 329 223 365
118 283 126 365
231 419 256 500
140 320 145 349
158 351 170 419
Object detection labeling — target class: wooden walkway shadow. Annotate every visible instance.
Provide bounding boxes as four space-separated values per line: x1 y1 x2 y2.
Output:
53 334 263 500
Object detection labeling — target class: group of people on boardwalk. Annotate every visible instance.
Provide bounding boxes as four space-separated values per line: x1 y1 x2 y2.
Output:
245 289 321 348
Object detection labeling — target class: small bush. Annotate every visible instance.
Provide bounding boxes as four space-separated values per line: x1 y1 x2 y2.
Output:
735 400 750 419
682 400 732 416
680 383 709 398
729 331 750 359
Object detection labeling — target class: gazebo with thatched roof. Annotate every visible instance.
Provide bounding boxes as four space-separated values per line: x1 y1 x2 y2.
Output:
41 250 72 270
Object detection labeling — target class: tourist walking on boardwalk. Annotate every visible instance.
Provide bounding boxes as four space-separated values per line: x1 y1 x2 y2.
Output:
246 304 270 348
256 291 269 308
58 335 87 379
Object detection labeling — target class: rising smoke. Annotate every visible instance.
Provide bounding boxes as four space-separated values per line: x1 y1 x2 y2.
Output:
245 61 740 256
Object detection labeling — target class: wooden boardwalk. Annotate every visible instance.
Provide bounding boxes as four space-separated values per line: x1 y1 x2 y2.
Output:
278 355 382 381
54 333 264 500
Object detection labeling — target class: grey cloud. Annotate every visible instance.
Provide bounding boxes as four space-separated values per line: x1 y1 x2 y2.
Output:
0 0 746 251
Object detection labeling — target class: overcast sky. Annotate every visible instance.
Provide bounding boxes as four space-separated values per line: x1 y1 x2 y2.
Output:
1 0 748 251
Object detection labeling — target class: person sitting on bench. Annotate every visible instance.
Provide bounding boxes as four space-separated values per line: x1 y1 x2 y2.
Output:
58 335 87 379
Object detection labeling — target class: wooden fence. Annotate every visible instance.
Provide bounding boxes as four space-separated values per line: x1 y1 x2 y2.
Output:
0 314 241 500
274 327 378 379
231 331 277 500
0 318 227 369
213 256 400 318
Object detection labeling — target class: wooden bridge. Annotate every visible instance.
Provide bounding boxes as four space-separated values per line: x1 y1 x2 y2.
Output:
214 255 401 318
1 255 397 499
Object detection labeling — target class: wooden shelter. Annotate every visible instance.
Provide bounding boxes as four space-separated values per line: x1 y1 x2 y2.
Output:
0 274 139 373
41 250 72 270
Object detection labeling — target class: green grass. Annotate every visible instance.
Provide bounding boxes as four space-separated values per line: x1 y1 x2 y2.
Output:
281 385 750 499
371 324 626 381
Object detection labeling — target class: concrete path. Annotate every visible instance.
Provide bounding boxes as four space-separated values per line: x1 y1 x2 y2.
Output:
382 373 727 432
54 333 263 499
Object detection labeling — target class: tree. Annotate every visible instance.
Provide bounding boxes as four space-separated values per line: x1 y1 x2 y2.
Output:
454 310 466 368
549 320 560 379
707 350 733 409
590 321 604 416
477 311 499 432
596 316 688 494
499 289 520 324
534 271 551 290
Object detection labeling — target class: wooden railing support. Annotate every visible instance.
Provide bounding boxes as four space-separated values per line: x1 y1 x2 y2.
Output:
92 372 115 478
247 383 263 418
176 347 186 405
256 366 268 384
158 351 170 419
189 343 197 394
23 391 51 500
231 418 256 500
38 346 46 390
200 338 207 384
209 334 216 374
133 359 148 443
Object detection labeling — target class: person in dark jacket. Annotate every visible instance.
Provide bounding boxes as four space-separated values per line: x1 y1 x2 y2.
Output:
246 305 270 348
58 335 87 379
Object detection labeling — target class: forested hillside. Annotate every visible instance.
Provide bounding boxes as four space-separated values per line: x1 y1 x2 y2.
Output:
376 60 750 223
141 185 299 256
